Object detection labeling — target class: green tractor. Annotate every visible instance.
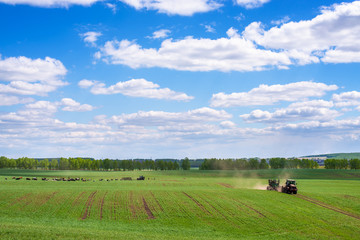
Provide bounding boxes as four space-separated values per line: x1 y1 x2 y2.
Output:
281 179 298 194
267 179 280 191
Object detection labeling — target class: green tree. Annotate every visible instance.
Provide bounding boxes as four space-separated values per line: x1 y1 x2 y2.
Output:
0 156 9 168
259 159 269 169
248 158 259 169
59 158 69 170
39 159 49 170
181 157 191 170
349 159 360 169
103 159 111 171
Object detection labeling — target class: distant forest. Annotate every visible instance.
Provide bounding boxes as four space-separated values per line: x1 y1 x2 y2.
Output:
302 152 360 159
0 156 358 171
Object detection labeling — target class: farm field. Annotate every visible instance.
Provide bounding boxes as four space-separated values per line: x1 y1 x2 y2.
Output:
0 169 359 239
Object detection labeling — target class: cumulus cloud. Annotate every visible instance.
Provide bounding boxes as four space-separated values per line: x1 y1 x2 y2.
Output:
95 1 360 72
0 94 34 106
0 55 67 96
235 0 270 9
106 107 232 126
210 81 338 107
275 117 360 139
0 0 100 7
148 29 171 39
240 102 340 124
119 0 222 16
81 31 102 46
78 78 193 101
333 91 360 107
243 1 360 64
97 32 291 72
220 120 236 128
60 98 95 112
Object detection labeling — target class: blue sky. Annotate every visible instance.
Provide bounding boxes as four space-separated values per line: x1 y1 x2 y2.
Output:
1 0 360 159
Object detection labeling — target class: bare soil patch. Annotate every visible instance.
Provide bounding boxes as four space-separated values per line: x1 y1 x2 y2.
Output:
142 197 155 219
100 192 108 220
81 191 97 220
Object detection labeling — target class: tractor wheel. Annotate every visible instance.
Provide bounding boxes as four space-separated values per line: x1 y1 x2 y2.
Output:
293 191 297 194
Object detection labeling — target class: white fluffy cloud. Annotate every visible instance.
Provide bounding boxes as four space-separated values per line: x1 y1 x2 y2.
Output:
0 94 34 106
333 91 360 107
0 56 67 96
106 107 232 126
210 81 338 107
243 1 360 64
241 101 340 123
95 1 360 72
149 29 171 39
235 0 270 9
97 34 291 72
60 98 95 112
275 117 360 141
81 31 102 46
0 0 100 7
119 0 222 16
79 78 193 101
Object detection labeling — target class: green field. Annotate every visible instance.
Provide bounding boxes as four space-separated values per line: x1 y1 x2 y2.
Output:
0 169 359 239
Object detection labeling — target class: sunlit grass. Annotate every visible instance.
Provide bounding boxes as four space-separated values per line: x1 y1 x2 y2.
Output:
0 169 359 239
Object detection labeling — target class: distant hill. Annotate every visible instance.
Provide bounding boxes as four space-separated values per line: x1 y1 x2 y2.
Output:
301 152 360 159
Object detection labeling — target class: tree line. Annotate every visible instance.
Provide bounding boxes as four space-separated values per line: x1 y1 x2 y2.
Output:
199 158 320 170
0 156 191 171
324 158 360 169
1 156 359 171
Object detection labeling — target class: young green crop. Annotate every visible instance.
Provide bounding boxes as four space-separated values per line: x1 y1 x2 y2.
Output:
0 169 359 239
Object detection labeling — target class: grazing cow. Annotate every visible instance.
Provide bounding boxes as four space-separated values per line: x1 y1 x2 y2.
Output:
32 177 37 180
42 178 47 181
16 177 21 180
121 177 132 181
12 177 16 179
99 179 103 181
26 178 31 180
5 178 7 180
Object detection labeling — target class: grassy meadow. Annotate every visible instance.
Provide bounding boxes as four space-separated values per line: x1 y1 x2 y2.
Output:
0 169 359 239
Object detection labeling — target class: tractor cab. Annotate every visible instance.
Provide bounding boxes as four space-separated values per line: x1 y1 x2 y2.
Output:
282 179 298 194
285 179 296 186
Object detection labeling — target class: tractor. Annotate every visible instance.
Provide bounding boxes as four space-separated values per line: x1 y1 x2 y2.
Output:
281 179 298 194
266 179 280 191
137 176 145 180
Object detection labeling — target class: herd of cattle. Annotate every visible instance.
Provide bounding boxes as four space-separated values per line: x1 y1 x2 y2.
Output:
4 176 146 182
